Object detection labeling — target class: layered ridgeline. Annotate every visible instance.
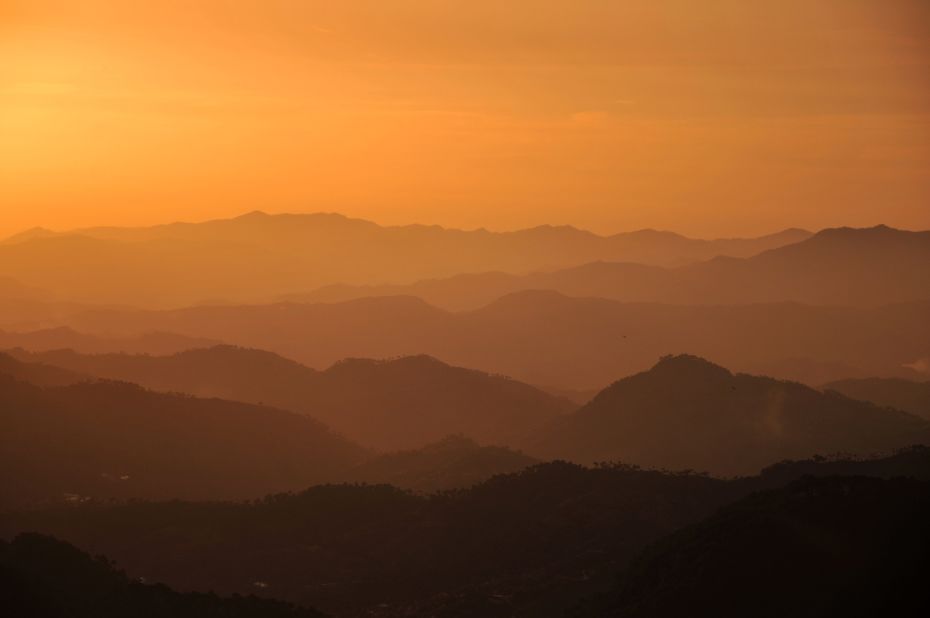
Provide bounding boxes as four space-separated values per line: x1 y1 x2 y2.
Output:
3 449 928 618
0 352 543 503
0 212 809 307
283 225 930 309
2 224 926 389
824 377 930 421
0 371 367 509
527 355 928 476
4 350 925 485
52 294 930 390
6 347 572 450
0 534 326 618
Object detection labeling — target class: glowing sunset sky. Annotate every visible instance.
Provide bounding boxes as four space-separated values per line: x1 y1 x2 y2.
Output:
1 0 928 237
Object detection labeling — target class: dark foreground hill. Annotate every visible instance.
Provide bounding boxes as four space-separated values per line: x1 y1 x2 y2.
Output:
4 448 929 617
6 347 573 450
0 464 734 617
573 476 930 618
0 533 325 618
0 375 366 509
528 355 928 475
824 377 930 421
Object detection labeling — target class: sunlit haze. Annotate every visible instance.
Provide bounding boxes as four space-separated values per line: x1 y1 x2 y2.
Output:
2 5 930 617
2 0 929 237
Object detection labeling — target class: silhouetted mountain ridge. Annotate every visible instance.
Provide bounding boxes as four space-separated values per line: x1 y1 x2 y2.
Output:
4 449 929 617
573 475 930 618
56 292 930 390
529 355 928 475
8 346 573 450
283 224 930 309
0 211 812 307
0 372 367 508
824 377 930 420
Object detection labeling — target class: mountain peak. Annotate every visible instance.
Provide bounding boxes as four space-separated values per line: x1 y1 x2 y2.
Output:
812 224 909 240
234 210 270 220
649 354 732 379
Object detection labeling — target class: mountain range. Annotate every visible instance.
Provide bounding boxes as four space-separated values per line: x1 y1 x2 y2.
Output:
50 293 930 390
5 347 573 450
282 225 930 309
0 212 811 307
4 349 926 483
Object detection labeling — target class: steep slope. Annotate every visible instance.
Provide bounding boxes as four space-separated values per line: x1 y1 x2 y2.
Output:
60 292 930 391
345 435 539 491
0 212 810 307
0 533 326 618
8 347 574 450
578 476 930 618
824 377 930 420
528 355 928 475
0 375 367 509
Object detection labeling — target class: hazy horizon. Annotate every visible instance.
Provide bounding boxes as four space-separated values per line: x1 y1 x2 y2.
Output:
1 3 928 617
3 0 930 238
5 208 930 242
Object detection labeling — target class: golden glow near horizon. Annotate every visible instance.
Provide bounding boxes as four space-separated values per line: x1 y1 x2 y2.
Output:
1 0 929 237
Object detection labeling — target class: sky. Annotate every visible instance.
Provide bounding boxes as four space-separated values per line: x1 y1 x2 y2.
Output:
1 0 929 238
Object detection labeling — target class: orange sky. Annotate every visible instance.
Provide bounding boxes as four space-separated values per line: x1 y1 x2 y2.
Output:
1 0 929 238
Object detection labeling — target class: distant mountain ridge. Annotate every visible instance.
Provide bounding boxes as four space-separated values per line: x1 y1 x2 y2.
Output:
283 225 930 309
824 377 930 421
54 293 930 390
0 211 810 307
